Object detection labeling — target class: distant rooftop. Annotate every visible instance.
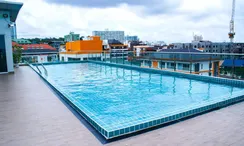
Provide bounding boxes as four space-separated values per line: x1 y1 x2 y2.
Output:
222 59 244 67
160 48 202 53
0 1 23 22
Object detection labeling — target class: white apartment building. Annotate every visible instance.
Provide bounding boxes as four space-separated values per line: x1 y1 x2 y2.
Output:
92 30 125 43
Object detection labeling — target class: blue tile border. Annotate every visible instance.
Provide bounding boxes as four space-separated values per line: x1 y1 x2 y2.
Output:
28 61 244 139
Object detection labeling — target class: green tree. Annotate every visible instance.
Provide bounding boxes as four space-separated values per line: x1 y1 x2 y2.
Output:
13 45 22 64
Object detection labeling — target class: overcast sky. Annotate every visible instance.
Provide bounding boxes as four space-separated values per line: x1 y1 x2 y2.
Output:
13 0 244 43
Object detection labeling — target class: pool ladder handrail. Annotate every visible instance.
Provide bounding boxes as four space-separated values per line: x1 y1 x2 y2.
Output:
35 65 42 74
41 64 48 76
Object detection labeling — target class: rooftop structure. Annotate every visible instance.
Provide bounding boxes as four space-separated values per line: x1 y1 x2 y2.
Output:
0 1 23 73
60 36 105 61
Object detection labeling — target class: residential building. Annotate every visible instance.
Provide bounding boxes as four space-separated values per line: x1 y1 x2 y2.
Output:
64 32 80 42
138 49 222 76
14 43 58 63
170 41 244 54
60 36 107 61
48 41 64 51
13 38 31 44
125 35 139 41
0 1 23 74
133 45 159 57
92 30 125 43
108 39 128 59
11 23 17 40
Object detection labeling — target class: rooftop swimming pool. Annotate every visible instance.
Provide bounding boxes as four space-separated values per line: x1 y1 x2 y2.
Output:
33 62 244 139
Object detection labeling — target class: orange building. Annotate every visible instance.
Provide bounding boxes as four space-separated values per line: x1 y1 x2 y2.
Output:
60 36 105 61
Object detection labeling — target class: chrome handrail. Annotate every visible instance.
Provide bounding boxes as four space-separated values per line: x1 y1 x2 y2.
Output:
35 65 42 74
41 64 48 76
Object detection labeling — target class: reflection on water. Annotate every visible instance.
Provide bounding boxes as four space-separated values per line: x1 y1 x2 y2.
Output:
79 63 237 99
188 80 192 100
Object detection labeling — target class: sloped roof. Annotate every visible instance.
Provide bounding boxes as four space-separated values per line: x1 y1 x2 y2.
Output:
12 41 19 46
160 48 202 53
21 44 56 50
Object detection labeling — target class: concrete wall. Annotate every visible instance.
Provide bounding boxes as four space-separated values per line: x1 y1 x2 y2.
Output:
65 36 103 53
0 11 14 73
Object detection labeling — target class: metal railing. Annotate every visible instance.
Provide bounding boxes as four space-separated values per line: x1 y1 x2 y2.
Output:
22 50 244 80
35 65 42 74
41 64 48 76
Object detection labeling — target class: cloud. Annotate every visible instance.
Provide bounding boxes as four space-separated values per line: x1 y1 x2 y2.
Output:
45 0 182 15
12 0 244 43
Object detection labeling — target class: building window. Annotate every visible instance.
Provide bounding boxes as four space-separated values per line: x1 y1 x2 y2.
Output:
144 60 151 67
201 64 203 69
68 57 81 61
159 61 165 68
167 62 175 69
183 64 190 71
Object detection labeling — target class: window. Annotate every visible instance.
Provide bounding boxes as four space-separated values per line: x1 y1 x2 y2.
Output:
144 60 151 67
183 64 190 70
167 62 175 69
68 57 81 61
160 61 165 68
201 64 203 69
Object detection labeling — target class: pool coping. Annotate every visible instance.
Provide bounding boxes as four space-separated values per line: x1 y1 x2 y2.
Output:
28 61 244 139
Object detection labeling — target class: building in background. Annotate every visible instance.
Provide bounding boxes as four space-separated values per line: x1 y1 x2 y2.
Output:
170 41 244 54
48 41 64 51
125 35 139 42
64 32 80 42
13 38 31 45
11 23 17 40
60 36 107 61
108 39 128 59
138 49 221 76
13 43 58 63
92 30 125 43
0 1 23 74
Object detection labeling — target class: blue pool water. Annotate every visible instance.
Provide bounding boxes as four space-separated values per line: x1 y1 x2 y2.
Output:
38 63 244 138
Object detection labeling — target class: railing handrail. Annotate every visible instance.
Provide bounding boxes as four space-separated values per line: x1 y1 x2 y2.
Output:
60 50 244 56
35 65 42 74
41 64 48 76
